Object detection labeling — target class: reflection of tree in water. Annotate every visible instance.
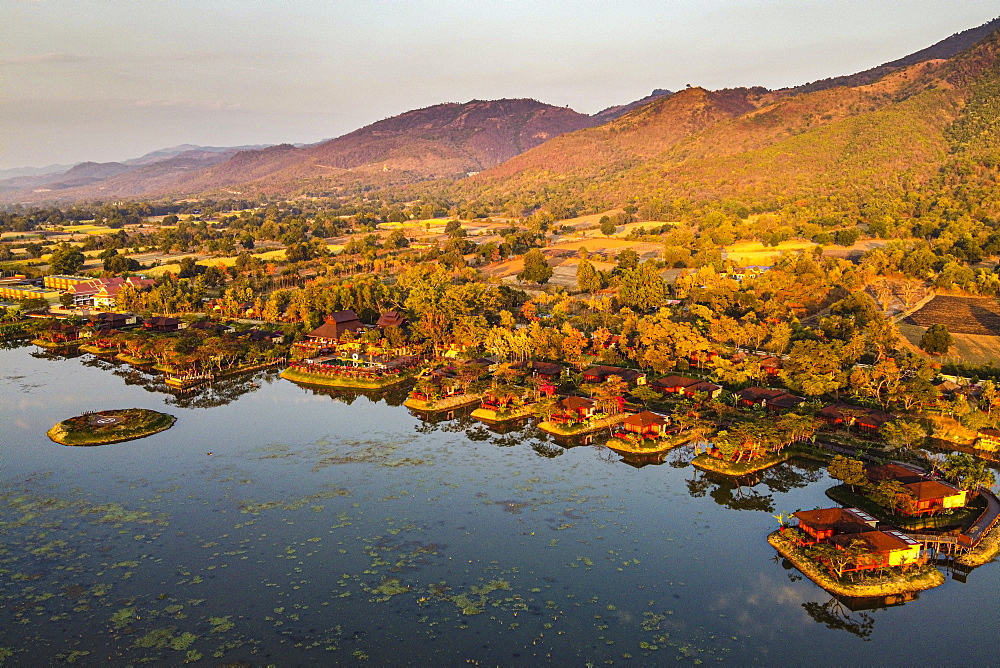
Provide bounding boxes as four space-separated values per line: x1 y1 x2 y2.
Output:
31 348 83 361
292 382 411 407
802 597 876 640
532 442 564 458
0 339 31 351
685 460 823 512
165 368 283 409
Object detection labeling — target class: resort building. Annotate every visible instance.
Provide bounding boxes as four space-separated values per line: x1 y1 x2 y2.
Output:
901 481 968 516
818 404 895 433
43 274 93 291
68 276 155 308
791 507 878 544
619 411 670 438
975 428 1000 452
734 387 803 412
582 365 646 386
305 310 366 345
830 530 923 570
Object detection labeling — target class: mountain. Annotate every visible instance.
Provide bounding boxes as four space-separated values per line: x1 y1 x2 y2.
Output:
0 163 75 180
590 89 674 124
466 19 1000 211
123 144 273 166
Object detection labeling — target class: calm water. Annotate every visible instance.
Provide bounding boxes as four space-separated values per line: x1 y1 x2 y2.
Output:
1 344 998 666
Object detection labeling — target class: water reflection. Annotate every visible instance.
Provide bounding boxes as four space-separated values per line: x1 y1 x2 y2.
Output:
288 381 412 407
802 597 877 639
687 459 824 512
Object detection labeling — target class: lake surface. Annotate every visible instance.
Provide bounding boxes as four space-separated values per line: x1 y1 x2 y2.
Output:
1 344 998 665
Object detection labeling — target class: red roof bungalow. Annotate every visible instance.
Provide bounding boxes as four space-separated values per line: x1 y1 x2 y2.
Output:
620 411 669 438
582 365 646 386
865 463 925 485
829 530 922 570
512 360 564 381
684 380 723 399
551 396 597 423
791 507 878 544
759 356 783 376
142 316 183 332
734 387 802 411
818 404 895 433
901 481 968 516
306 310 366 344
651 375 699 393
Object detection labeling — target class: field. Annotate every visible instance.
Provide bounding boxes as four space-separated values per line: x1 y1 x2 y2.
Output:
897 323 1000 366
722 240 815 266
903 295 1000 336
60 224 119 235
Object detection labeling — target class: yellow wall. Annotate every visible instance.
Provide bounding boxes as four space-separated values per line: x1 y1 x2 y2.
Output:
943 491 968 509
887 544 922 567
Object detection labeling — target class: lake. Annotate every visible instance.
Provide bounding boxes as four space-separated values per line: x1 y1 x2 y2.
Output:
1 344 997 665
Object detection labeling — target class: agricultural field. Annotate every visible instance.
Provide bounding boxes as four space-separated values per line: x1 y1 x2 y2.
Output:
722 240 815 266
904 295 1000 336
897 323 1000 366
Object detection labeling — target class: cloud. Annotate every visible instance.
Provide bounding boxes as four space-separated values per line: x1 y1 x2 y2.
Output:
1 52 87 65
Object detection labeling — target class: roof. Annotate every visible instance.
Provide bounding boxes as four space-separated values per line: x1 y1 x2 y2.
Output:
560 396 595 410
866 463 924 484
329 310 361 323
767 393 804 409
376 310 407 328
623 411 667 428
832 530 918 553
792 507 877 532
652 375 699 389
686 381 722 394
583 365 644 381
904 480 964 501
736 387 787 402
819 404 895 426
980 428 1000 438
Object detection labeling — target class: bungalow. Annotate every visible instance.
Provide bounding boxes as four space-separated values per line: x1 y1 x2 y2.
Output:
830 530 922 570
759 356 783 376
901 480 968 516
791 507 878 544
734 387 802 411
582 365 646 386
188 321 235 334
554 396 597 422
88 312 139 329
305 310 365 345
685 380 723 399
818 404 895 433
376 310 408 330
620 411 669 438
512 360 564 381
975 428 1000 452
651 375 700 393
143 316 184 332
866 463 925 485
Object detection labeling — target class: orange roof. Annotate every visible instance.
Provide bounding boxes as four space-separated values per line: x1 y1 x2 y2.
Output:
904 480 963 501
623 411 667 428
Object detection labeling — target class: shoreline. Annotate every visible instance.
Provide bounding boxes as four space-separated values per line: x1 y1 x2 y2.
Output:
606 432 690 455
767 530 945 597
471 404 537 422
403 392 484 413
692 444 831 476
538 413 627 437
281 366 412 390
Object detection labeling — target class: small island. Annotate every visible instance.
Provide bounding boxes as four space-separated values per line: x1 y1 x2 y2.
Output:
47 409 176 446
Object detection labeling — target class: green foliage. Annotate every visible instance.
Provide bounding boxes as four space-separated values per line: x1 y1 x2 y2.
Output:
919 323 953 355
517 249 552 285
48 242 85 275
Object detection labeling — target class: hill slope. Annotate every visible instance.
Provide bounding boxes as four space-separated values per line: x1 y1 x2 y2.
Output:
465 21 1000 211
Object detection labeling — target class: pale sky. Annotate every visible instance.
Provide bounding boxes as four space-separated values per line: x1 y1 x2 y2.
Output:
2 0 998 169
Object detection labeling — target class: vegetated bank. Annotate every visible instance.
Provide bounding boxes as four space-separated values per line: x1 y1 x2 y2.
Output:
47 408 176 446
280 365 414 390
767 530 946 597
403 392 484 413
692 443 833 476
606 432 691 455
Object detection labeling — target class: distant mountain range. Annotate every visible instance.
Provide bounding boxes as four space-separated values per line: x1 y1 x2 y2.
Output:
3 15 1000 205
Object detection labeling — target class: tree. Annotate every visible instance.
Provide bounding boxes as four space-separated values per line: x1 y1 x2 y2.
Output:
517 249 552 285
880 419 927 450
919 324 953 355
780 340 848 397
617 262 667 311
59 293 75 309
940 453 995 493
48 242 85 275
599 216 616 237
576 259 604 293
828 456 867 491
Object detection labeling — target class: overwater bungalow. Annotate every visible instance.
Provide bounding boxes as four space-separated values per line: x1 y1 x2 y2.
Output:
829 530 923 571
619 411 670 439
790 507 878 545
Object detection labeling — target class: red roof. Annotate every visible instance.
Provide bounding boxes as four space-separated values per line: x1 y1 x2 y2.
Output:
904 480 964 502
623 411 667 428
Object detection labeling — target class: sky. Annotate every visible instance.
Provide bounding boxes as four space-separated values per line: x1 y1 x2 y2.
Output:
2 0 999 170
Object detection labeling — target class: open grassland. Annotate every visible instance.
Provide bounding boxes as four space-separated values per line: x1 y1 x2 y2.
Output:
897 324 1000 366
722 240 815 265
142 249 294 276
60 224 118 235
